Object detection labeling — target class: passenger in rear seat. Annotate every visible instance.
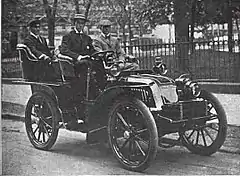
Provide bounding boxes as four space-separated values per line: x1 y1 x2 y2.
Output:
23 19 56 81
24 19 52 61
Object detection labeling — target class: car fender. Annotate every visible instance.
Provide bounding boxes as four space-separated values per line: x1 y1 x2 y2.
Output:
31 84 59 105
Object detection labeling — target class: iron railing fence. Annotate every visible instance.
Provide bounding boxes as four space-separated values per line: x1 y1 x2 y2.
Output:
122 39 240 82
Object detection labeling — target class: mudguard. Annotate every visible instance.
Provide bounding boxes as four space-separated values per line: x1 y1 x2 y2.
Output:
31 84 59 105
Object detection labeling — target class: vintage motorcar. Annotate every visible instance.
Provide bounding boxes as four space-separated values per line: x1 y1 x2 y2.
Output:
11 44 227 172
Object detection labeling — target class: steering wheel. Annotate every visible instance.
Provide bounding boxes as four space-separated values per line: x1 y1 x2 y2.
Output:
91 50 115 58
91 50 116 68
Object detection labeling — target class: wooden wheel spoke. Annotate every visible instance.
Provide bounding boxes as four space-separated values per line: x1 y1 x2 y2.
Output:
207 123 219 131
135 136 149 146
207 103 214 112
33 125 39 135
136 128 147 135
186 130 195 141
37 128 41 141
41 118 53 129
195 130 200 145
42 131 45 142
201 129 207 146
203 128 214 142
43 125 50 138
116 112 130 129
135 140 146 156
45 116 52 120
208 115 218 121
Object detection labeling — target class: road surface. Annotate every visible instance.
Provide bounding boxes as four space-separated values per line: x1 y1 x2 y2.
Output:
2 119 240 175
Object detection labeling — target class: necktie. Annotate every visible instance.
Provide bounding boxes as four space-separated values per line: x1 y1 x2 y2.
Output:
105 35 110 40
38 36 42 43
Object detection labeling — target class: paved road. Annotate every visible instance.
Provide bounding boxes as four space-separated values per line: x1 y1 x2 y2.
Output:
2 119 240 175
2 84 240 126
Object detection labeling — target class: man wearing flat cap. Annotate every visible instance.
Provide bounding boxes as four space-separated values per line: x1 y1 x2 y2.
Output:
24 19 51 61
93 19 139 71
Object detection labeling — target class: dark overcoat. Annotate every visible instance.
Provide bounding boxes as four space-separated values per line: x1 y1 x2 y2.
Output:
60 31 96 62
24 34 51 59
23 34 55 80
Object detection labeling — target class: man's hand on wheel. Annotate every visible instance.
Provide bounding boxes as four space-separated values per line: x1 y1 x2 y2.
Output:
39 54 51 61
77 55 90 62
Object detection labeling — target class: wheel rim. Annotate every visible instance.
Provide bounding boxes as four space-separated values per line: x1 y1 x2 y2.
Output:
109 104 152 167
181 98 222 149
26 95 55 146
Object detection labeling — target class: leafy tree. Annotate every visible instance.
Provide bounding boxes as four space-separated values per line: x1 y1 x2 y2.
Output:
135 0 237 71
73 0 92 17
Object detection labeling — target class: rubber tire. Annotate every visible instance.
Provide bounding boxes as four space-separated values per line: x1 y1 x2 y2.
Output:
181 90 227 156
108 97 158 172
25 92 59 150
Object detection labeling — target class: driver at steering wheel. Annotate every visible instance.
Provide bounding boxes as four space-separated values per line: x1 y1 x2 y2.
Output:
93 19 139 71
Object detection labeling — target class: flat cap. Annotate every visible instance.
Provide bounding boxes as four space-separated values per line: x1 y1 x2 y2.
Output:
28 19 41 28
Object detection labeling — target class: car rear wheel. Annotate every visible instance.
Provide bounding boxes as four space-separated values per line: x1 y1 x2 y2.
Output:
25 92 60 150
180 90 227 156
108 97 158 172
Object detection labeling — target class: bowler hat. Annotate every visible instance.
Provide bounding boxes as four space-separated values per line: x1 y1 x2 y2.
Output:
72 14 89 22
28 19 41 28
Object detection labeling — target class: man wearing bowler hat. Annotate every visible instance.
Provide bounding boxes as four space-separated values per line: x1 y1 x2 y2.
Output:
24 19 52 61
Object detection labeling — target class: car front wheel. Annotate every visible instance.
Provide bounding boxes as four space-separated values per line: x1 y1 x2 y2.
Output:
108 97 158 172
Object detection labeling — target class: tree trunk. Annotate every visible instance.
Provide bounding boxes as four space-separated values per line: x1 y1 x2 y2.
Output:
122 24 127 52
227 0 233 52
174 0 190 73
42 0 58 47
128 6 132 54
190 0 197 53
48 16 55 47
85 0 92 19
74 0 80 13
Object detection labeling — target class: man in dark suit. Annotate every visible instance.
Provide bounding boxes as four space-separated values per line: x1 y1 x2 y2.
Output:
60 13 96 63
59 14 98 131
24 19 55 81
93 19 139 71
24 19 52 61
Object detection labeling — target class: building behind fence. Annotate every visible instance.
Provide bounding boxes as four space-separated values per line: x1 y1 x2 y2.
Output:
123 37 240 82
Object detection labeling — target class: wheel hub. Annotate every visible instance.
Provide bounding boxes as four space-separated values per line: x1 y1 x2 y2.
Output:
31 116 40 124
123 131 131 139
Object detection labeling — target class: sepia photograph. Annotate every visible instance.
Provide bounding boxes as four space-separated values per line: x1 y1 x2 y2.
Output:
1 0 240 175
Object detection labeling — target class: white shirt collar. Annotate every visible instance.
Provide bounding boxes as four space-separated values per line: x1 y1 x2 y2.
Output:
74 28 83 34
101 32 110 38
30 32 39 39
